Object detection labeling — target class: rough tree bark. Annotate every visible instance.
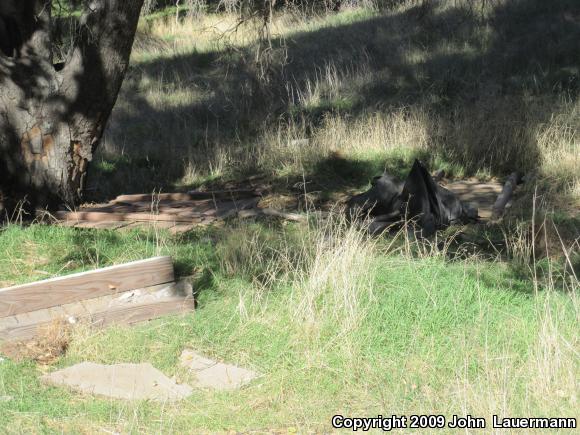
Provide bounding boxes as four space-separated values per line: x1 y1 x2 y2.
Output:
0 0 144 213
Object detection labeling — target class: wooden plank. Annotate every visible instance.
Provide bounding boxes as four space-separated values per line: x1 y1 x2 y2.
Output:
74 221 100 229
237 209 261 219
117 222 146 232
94 297 194 327
114 193 198 202
145 221 177 229
169 224 195 235
0 282 193 341
114 199 214 209
186 189 261 200
56 210 196 223
0 298 194 342
56 211 125 222
57 197 260 225
123 212 194 222
445 181 504 221
238 208 306 222
113 189 261 203
121 221 182 231
261 208 305 222
91 221 132 230
58 220 80 227
0 283 179 332
0 256 174 318
214 197 261 218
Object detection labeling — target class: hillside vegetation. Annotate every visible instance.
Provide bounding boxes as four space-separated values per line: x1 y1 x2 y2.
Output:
95 0 578 208
0 0 578 432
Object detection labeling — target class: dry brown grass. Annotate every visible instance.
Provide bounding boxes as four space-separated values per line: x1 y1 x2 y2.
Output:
1 319 72 364
101 3 579 219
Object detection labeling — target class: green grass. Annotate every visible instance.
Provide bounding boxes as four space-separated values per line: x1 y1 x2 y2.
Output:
0 224 214 288
0 222 578 433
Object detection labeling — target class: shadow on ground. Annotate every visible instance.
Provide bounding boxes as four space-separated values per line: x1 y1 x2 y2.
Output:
88 0 579 212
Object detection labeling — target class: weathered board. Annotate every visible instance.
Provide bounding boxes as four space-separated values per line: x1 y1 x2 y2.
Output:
169 223 198 234
53 187 311 232
0 256 174 318
445 180 504 220
90 221 132 230
115 189 261 203
238 207 306 222
56 194 261 227
0 282 194 341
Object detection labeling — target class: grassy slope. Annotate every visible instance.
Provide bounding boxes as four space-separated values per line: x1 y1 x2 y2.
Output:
0 222 578 433
92 1 578 212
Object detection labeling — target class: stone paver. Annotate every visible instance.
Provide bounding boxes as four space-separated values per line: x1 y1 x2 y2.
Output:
42 362 193 401
180 349 259 390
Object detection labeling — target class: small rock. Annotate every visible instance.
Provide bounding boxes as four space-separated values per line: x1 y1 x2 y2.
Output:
180 350 259 390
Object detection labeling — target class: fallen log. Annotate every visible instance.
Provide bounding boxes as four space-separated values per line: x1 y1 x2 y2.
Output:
491 172 520 220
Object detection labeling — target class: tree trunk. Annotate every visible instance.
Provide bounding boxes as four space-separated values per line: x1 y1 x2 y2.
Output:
0 0 144 213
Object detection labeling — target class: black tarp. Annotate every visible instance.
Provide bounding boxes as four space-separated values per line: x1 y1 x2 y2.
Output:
348 159 476 236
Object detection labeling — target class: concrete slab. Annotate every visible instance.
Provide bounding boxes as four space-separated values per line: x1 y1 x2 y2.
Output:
180 349 259 390
42 362 192 401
